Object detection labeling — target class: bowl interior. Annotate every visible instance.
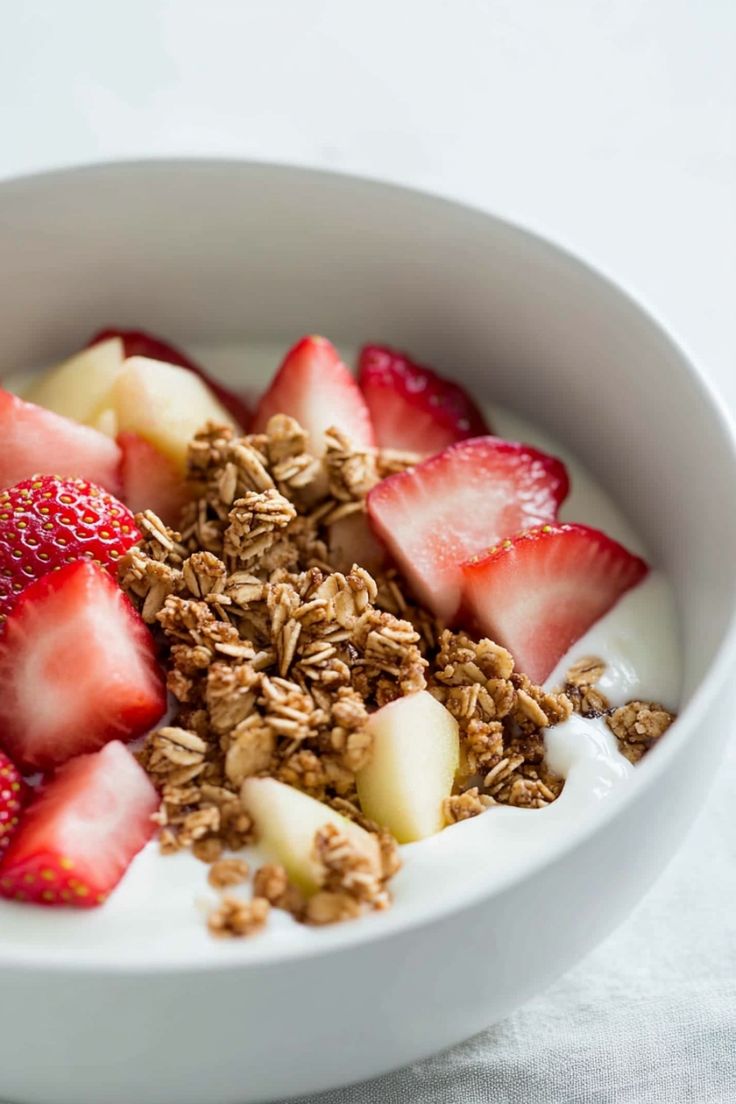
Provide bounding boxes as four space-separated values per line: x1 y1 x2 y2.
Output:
1 160 734 704
1 162 736 976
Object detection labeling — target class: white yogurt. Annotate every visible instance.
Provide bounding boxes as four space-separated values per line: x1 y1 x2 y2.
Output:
0 343 681 965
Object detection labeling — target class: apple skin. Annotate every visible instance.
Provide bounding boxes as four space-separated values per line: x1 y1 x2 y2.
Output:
241 777 382 895
356 691 460 843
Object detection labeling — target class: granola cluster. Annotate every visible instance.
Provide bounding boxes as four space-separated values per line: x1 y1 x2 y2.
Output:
119 417 675 937
431 631 572 813
562 655 676 763
208 823 399 935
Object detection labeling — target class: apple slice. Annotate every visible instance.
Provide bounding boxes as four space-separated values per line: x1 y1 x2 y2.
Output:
356 691 459 843
110 357 235 472
241 777 381 894
87 327 252 430
24 337 125 429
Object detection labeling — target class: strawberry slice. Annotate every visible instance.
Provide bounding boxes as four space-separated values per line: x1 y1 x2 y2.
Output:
358 344 490 455
0 561 166 770
462 524 649 682
0 751 28 854
367 437 569 622
0 741 158 907
0 476 140 624
0 389 122 494
88 327 252 430
252 336 375 454
117 432 190 526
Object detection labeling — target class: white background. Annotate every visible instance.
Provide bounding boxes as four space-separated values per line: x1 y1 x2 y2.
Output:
1 1 734 396
0 2 734 1098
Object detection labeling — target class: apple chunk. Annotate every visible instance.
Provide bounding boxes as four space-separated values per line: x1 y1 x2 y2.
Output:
356 691 459 843
110 356 235 472
241 777 381 895
24 337 125 429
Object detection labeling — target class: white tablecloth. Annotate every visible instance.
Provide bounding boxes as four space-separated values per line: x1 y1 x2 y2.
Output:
294 739 736 1103
0 4 734 1102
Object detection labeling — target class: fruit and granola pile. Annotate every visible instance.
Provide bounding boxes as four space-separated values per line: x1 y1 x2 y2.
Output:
0 330 674 932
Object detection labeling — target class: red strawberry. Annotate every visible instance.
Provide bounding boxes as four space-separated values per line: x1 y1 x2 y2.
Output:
462 524 649 683
252 336 375 454
358 344 490 455
367 437 569 622
0 561 166 770
0 751 28 855
0 741 157 907
88 327 252 429
0 475 140 624
117 431 190 526
0 388 122 494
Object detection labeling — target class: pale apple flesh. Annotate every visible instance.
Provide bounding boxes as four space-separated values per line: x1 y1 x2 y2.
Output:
108 356 235 472
356 691 460 843
24 337 125 428
241 777 382 895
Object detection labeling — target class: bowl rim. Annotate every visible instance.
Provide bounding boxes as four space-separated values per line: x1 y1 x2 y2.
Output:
1 156 735 974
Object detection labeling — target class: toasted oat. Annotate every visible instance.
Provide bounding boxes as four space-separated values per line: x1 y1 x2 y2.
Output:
304 890 364 925
515 688 550 728
182 550 228 601
225 719 276 787
375 449 421 478
208 858 250 889
324 427 380 503
252 863 289 905
567 682 610 717
252 863 306 917
606 701 675 763
207 895 270 938
122 415 672 937
495 770 563 808
430 630 572 811
224 489 297 563
563 656 610 716
566 656 606 687
301 822 395 925
377 829 402 880
192 836 224 864
512 674 572 730
444 787 495 824
142 727 208 786
313 823 384 903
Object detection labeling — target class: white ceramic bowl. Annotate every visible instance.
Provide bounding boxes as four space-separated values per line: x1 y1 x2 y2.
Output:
1 161 735 1104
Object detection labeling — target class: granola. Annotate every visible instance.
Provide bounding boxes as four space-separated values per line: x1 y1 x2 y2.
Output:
207 895 270 938
606 701 675 763
561 658 676 763
207 858 250 889
119 416 675 937
563 655 610 717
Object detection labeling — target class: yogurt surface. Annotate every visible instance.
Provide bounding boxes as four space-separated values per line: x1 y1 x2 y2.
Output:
0 343 681 965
